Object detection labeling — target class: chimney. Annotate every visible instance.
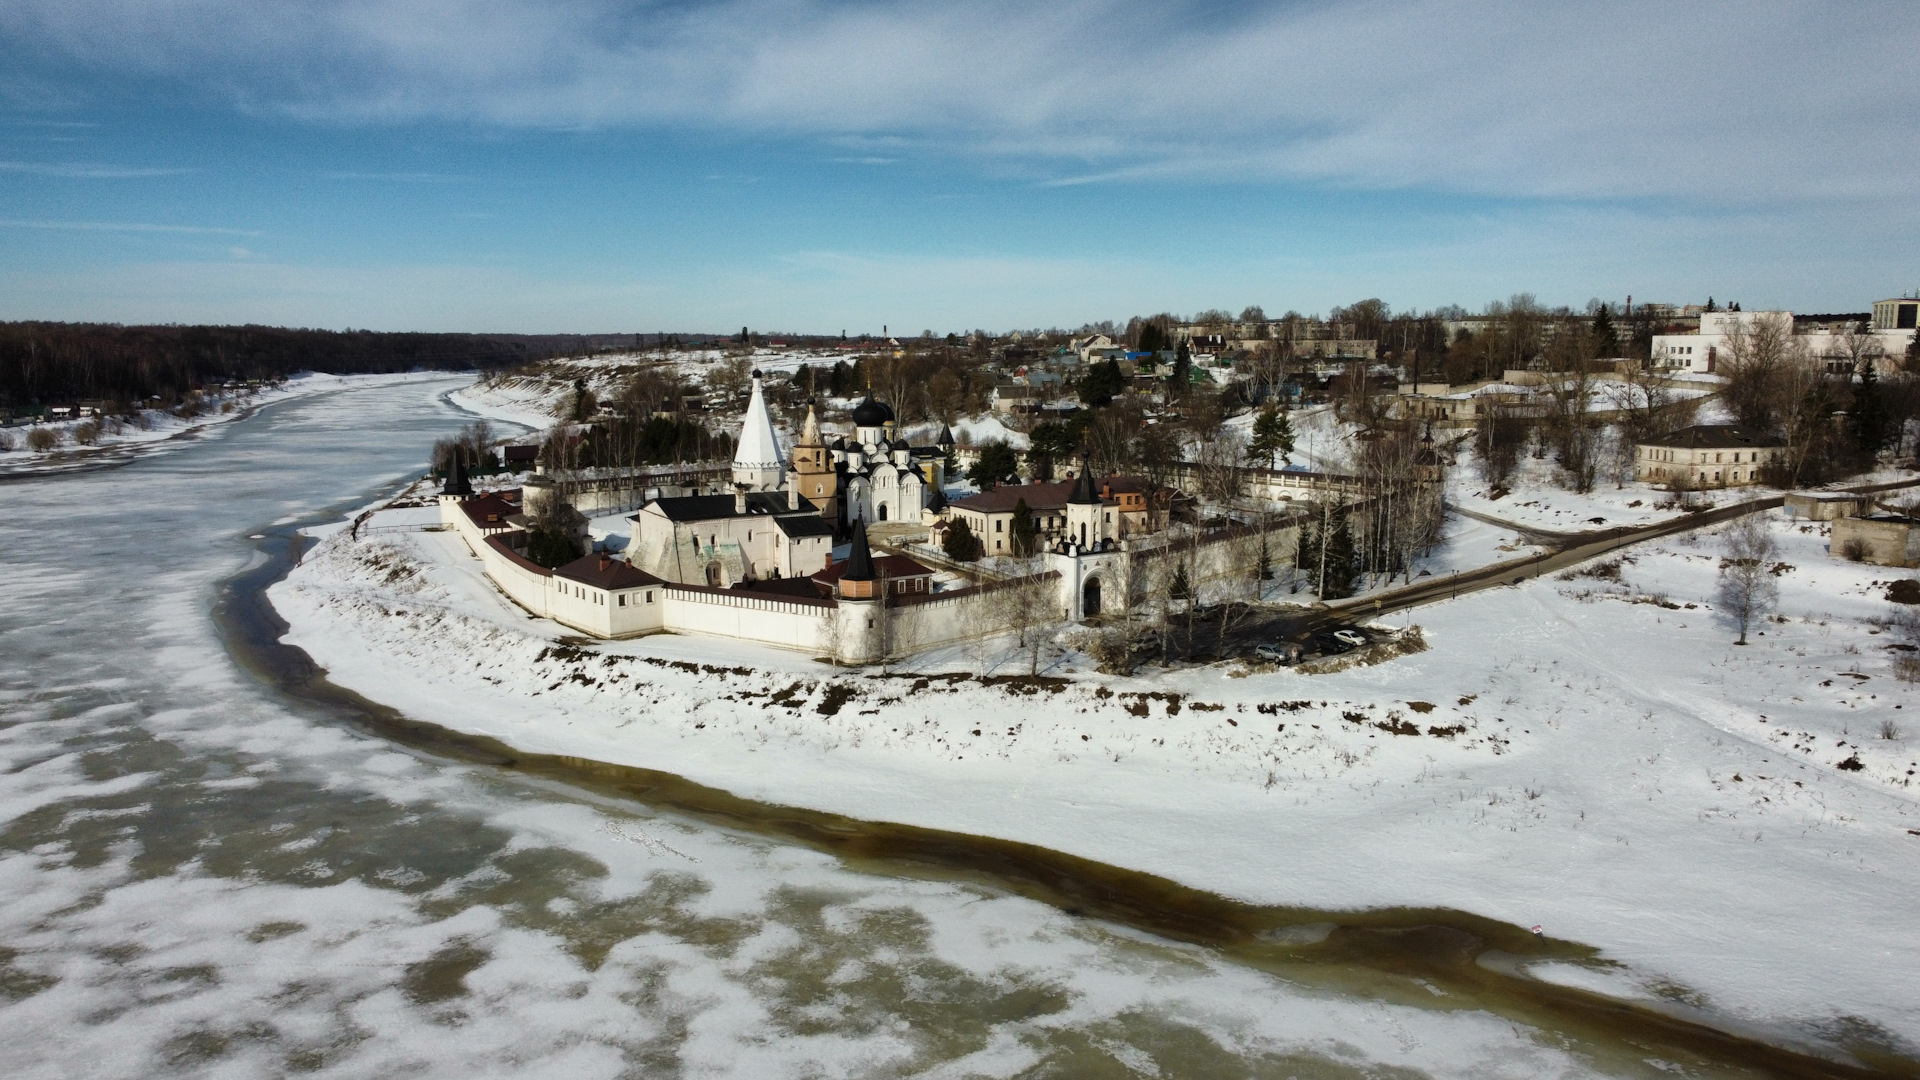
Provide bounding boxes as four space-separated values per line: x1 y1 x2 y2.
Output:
789 486 799 510
598 554 611 571
734 487 747 515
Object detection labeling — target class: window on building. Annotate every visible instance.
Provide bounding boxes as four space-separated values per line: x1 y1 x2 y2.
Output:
619 595 627 606
995 520 1003 532
646 591 654 603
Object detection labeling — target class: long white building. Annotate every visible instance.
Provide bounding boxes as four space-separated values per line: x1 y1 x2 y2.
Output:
1652 304 1916 374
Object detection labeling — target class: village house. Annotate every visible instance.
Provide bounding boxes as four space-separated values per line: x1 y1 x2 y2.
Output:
1634 425 1780 488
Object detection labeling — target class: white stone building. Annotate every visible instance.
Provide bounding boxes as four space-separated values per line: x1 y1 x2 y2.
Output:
1652 307 1916 374
1634 425 1781 488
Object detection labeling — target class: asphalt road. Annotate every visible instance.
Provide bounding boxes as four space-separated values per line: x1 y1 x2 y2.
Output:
1228 475 1920 661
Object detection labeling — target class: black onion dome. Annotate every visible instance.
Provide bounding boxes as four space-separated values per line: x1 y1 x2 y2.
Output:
850 391 895 427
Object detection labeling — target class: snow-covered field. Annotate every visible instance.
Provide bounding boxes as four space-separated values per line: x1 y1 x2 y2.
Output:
273 502 1920 1057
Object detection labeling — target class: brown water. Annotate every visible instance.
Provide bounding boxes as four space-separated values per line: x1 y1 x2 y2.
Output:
0 377 1906 1079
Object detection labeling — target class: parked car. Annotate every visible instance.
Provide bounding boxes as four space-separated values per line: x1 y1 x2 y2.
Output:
1313 629 1367 654
1254 642 1285 663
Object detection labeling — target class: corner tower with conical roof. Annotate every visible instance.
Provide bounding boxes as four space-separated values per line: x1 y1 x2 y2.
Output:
732 369 786 491
436 450 476 528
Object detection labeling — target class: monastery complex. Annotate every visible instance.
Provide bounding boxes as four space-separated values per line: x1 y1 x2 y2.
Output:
435 371 1301 663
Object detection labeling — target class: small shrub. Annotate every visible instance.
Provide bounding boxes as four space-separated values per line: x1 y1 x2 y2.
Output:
1570 557 1624 582
1894 657 1920 684
1079 628 1138 676
26 427 60 452
1879 719 1901 741
0 430 13 451
72 420 101 446
1841 538 1868 562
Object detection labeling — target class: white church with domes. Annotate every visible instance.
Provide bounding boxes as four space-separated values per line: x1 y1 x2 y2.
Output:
625 370 950 589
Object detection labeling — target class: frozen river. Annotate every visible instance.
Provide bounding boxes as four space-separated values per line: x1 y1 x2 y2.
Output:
0 378 1831 1078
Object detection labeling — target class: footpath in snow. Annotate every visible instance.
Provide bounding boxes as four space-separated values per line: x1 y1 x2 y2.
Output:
270 498 1920 1058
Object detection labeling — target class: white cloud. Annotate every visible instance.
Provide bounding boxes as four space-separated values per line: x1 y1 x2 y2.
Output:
2 0 1914 204
0 218 259 235
0 159 192 178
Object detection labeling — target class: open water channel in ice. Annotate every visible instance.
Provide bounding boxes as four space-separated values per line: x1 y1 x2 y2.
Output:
0 377 1774 1078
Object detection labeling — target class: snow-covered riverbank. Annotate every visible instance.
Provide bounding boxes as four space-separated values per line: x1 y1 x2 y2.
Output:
271 501 1920 1058
0 371 471 477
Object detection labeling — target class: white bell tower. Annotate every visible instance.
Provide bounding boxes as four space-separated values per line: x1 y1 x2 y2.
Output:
731 370 786 491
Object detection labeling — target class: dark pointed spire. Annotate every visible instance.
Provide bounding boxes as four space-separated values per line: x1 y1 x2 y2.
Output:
1068 456 1099 504
842 521 875 582
937 423 955 448
441 451 472 497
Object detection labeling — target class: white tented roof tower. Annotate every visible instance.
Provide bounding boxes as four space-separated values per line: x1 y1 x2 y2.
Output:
732 370 786 491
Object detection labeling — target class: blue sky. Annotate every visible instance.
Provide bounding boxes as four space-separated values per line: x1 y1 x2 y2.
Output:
1 0 1915 333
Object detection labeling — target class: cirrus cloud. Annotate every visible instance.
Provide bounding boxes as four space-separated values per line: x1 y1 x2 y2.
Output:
1 0 1913 205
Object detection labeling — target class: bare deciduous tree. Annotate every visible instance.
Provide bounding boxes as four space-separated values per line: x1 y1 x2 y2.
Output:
1717 514 1779 645
1719 313 1799 433
1604 367 1698 487
1474 401 1529 490
995 560 1060 676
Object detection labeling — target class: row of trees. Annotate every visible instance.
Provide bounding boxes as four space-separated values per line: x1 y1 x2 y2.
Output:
0 322 571 406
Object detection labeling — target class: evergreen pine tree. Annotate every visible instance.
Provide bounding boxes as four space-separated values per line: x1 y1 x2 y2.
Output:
1591 304 1619 358
1171 341 1193 387
968 440 1018 490
1294 521 1317 592
1248 405 1295 468
1317 507 1357 600
1171 563 1192 601
1009 498 1039 557
1079 359 1126 407
942 517 981 562
1137 322 1168 355
1853 359 1886 456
